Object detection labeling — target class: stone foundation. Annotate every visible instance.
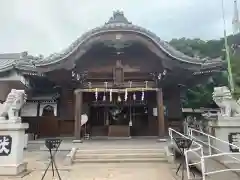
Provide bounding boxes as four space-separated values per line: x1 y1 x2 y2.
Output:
0 122 28 175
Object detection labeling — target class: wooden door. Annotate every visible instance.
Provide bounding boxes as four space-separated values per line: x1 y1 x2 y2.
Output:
38 108 59 137
39 117 59 137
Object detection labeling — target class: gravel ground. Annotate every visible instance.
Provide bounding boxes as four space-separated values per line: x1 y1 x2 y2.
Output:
2 151 175 180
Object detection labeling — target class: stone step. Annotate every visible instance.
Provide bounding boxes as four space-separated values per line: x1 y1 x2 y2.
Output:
73 157 167 163
76 148 164 154
72 148 166 164
75 152 165 159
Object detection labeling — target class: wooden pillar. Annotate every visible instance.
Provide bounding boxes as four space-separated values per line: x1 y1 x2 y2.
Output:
74 91 83 140
156 88 165 137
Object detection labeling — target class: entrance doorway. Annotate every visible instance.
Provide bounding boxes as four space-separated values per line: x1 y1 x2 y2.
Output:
130 106 149 136
89 103 150 137
89 106 108 136
39 105 59 137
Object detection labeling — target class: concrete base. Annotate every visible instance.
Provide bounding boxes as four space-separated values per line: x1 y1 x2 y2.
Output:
210 117 240 163
72 139 83 143
0 122 29 176
64 148 77 165
164 146 175 163
0 162 27 176
157 139 167 142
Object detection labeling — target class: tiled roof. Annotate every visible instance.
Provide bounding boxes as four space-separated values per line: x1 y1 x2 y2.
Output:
0 53 23 59
34 11 222 67
0 52 42 73
0 52 25 72
0 11 224 73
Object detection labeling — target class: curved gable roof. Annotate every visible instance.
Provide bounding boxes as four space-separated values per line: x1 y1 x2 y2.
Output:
0 11 224 73
35 11 214 67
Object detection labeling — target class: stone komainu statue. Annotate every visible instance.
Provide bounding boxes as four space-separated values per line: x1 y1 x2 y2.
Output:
0 89 27 121
213 86 240 117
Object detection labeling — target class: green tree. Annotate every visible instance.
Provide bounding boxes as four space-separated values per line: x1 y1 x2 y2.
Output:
169 37 229 108
230 47 240 98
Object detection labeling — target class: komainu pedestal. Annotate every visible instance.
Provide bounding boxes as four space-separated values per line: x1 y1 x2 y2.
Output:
210 86 240 163
212 86 240 117
0 89 29 175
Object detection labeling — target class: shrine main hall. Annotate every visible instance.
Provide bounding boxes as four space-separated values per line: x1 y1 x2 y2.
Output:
0 11 223 139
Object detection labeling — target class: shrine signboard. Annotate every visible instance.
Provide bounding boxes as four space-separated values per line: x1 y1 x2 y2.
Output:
228 133 240 152
0 135 12 156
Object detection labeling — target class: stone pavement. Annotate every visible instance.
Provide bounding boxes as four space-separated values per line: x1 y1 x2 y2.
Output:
3 151 175 180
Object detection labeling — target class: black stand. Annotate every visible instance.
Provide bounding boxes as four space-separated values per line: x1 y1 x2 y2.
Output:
41 138 62 180
173 137 195 180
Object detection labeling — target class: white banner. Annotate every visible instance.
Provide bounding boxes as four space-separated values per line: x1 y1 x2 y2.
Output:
21 102 38 117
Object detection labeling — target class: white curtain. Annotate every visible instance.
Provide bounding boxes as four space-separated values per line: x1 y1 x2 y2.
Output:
21 102 38 117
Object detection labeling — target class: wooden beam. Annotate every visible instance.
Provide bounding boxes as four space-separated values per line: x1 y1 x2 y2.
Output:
74 91 83 140
75 87 158 93
156 88 165 137
75 81 156 90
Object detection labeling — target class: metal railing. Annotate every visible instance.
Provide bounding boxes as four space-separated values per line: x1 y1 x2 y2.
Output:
169 128 240 180
168 128 204 180
188 128 240 179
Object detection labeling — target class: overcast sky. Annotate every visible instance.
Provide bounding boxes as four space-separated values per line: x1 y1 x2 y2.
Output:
0 0 236 56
